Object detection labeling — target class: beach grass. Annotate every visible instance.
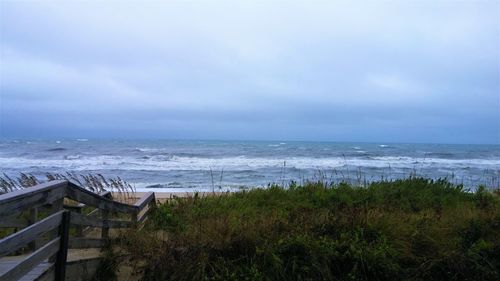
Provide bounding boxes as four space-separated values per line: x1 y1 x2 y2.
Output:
110 177 500 281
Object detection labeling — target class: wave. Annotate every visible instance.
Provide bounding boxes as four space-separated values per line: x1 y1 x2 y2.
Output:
423 152 457 158
46 148 67 152
135 147 164 153
379 144 396 149
1 155 499 172
134 148 211 158
64 154 81 160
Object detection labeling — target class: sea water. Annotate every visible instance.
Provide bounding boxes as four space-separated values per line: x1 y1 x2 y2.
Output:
0 139 499 191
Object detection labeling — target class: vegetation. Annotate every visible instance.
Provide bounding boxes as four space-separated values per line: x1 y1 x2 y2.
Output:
0 172 134 194
115 178 500 281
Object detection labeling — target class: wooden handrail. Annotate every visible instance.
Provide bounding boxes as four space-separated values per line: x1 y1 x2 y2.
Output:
0 211 64 257
0 210 70 281
0 180 156 280
134 192 155 210
0 180 67 217
134 192 156 228
65 182 138 213
0 238 61 281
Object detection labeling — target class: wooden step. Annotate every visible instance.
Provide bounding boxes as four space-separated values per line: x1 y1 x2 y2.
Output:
0 248 103 281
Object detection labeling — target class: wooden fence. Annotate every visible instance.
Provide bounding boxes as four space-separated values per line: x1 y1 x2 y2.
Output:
0 180 156 281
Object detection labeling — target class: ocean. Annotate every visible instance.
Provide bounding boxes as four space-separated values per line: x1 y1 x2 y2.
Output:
0 139 499 191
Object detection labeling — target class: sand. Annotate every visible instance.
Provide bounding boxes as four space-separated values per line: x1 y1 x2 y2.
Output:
113 191 231 203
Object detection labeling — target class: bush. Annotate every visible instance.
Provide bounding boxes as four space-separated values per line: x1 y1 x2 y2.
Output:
117 178 500 280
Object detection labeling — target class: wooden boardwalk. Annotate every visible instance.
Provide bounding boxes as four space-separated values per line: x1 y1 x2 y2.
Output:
0 249 102 281
0 181 156 281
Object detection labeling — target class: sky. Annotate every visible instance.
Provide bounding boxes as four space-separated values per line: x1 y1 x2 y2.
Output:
0 0 499 144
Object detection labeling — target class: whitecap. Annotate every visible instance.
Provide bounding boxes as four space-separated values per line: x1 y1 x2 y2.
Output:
1 155 499 173
136 147 168 153
64 155 81 160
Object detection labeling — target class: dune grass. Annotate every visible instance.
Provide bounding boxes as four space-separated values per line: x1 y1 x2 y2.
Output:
114 178 499 280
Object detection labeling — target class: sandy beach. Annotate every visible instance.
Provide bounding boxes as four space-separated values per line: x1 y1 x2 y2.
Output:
115 191 231 203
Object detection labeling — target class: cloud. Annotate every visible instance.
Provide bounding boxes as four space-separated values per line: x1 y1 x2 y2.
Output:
0 0 498 144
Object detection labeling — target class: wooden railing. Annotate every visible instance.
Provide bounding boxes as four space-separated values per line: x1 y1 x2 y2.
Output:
0 180 156 281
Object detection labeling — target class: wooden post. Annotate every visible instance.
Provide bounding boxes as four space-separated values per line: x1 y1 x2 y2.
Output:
101 209 109 239
55 211 70 281
28 207 38 251
75 207 83 237
131 211 138 229
101 191 111 238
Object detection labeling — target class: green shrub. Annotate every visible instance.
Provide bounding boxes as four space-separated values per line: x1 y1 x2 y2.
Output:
116 178 499 280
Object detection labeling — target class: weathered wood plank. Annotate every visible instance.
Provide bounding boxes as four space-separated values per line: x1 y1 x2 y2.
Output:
68 238 106 249
0 181 67 217
0 237 60 281
0 180 66 203
70 212 133 228
0 211 63 258
134 192 155 210
19 261 53 281
137 205 152 225
0 261 53 281
32 264 54 281
136 205 149 222
65 182 137 213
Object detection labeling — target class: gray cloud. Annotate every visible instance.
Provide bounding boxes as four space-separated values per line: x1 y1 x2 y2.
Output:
0 0 499 144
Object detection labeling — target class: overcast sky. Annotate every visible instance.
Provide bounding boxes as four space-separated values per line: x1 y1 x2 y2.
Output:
0 0 499 144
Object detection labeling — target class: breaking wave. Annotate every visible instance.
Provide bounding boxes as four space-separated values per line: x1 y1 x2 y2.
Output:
0 155 498 172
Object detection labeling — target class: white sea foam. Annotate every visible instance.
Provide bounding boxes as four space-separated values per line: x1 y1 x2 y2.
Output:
1 155 499 172
64 154 82 160
136 147 170 153
76 139 88 142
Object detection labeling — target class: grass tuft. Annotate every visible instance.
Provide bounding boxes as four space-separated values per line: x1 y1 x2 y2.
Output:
114 177 499 280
